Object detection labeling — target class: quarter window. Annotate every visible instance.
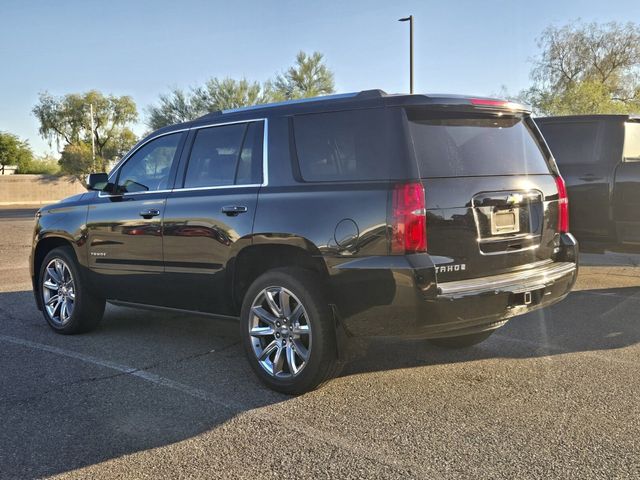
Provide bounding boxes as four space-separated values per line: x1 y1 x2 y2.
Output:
117 133 182 193
184 121 264 188
293 109 409 182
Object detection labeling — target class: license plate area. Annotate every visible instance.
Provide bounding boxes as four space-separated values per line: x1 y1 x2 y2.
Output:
491 208 520 235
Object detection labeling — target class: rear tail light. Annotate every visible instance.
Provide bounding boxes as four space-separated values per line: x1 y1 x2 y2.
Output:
555 175 569 233
391 182 427 254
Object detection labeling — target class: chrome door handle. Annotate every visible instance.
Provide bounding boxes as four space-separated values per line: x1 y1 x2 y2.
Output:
221 205 248 216
139 209 160 219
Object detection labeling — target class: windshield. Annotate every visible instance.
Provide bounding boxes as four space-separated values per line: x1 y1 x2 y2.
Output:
407 110 551 177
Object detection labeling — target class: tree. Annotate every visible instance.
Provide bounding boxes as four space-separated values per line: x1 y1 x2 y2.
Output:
146 51 336 129
33 90 138 173
0 131 34 174
146 87 199 131
522 21 640 115
269 51 335 101
192 78 266 113
58 142 94 179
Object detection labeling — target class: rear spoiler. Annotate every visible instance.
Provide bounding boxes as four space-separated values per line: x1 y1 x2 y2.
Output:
388 94 532 114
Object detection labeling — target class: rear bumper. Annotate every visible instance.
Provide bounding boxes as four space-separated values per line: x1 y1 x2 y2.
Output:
437 261 576 299
330 233 578 339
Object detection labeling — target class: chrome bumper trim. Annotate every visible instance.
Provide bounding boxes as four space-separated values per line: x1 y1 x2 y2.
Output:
437 262 577 299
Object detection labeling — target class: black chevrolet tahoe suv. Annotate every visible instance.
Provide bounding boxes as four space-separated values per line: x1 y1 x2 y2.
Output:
31 90 578 393
536 115 640 251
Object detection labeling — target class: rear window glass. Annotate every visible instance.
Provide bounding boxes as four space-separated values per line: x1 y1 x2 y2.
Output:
407 111 551 177
293 108 408 182
623 122 640 160
184 121 263 188
537 121 599 165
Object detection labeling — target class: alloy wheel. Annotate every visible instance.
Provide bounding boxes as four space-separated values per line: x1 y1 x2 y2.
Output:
248 286 312 378
42 258 76 326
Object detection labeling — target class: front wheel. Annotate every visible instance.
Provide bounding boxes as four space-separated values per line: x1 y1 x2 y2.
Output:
428 330 494 349
240 267 339 395
39 247 105 334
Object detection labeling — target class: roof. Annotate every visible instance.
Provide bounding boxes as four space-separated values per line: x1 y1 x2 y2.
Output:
191 89 531 124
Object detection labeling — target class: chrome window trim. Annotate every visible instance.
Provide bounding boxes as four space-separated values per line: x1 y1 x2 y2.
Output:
100 117 268 198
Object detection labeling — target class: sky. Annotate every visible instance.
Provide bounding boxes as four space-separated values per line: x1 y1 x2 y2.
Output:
2 0 640 156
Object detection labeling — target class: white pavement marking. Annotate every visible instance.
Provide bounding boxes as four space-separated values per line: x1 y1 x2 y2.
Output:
0 334 239 411
0 333 426 476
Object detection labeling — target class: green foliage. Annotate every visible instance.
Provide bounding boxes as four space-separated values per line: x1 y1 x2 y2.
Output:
0 131 34 173
18 154 60 175
146 87 199 132
32 90 139 173
522 21 640 115
269 51 335 101
192 78 266 112
146 51 336 130
59 142 94 181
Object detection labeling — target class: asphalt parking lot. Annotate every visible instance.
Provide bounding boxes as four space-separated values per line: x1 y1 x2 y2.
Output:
0 207 638 479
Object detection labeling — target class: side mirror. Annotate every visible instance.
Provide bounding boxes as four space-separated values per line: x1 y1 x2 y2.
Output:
86 173 109 191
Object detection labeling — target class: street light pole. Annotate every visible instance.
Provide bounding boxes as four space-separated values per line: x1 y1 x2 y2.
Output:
398 15 414 94
89 103 96 169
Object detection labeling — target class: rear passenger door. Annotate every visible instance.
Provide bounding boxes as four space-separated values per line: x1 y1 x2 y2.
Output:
161 120 265 314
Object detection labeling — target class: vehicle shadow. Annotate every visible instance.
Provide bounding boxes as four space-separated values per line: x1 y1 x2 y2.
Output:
343 286 640 376
0 286 638 478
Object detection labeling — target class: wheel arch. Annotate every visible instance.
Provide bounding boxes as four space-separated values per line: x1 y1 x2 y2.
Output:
230 238 330 314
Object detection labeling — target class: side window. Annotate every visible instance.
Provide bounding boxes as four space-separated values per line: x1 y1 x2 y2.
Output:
117 133 182 193
184 121 264 188
538 122 599 165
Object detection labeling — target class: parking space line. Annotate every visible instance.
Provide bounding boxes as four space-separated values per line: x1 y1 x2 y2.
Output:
0 333 425 476
0 334 239 410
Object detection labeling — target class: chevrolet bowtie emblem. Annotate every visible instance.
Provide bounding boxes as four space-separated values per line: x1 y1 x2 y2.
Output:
506 193 523 205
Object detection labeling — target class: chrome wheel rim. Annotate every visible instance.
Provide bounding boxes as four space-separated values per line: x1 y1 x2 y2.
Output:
42 258 75 326
249 286 312 378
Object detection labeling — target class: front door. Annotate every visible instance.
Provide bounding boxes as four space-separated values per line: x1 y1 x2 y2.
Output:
162 120 265 314
86 131 185 304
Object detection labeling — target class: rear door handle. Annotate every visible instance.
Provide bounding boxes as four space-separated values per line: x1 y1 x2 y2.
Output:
221 205 248 216
139 208 160 219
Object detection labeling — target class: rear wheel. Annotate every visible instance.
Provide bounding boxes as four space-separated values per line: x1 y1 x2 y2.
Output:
428 330 494 349
39 247 105 334
240 267 339 395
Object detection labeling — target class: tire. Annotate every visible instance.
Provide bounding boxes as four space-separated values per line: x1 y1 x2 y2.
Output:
38 246 105 334
240 267 339 395
428 330 494 349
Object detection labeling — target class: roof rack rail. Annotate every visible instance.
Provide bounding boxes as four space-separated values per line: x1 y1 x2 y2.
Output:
205 89 388 116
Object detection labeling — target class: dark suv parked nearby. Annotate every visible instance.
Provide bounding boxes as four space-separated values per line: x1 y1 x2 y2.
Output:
536 115 640 250
31 91 578 393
